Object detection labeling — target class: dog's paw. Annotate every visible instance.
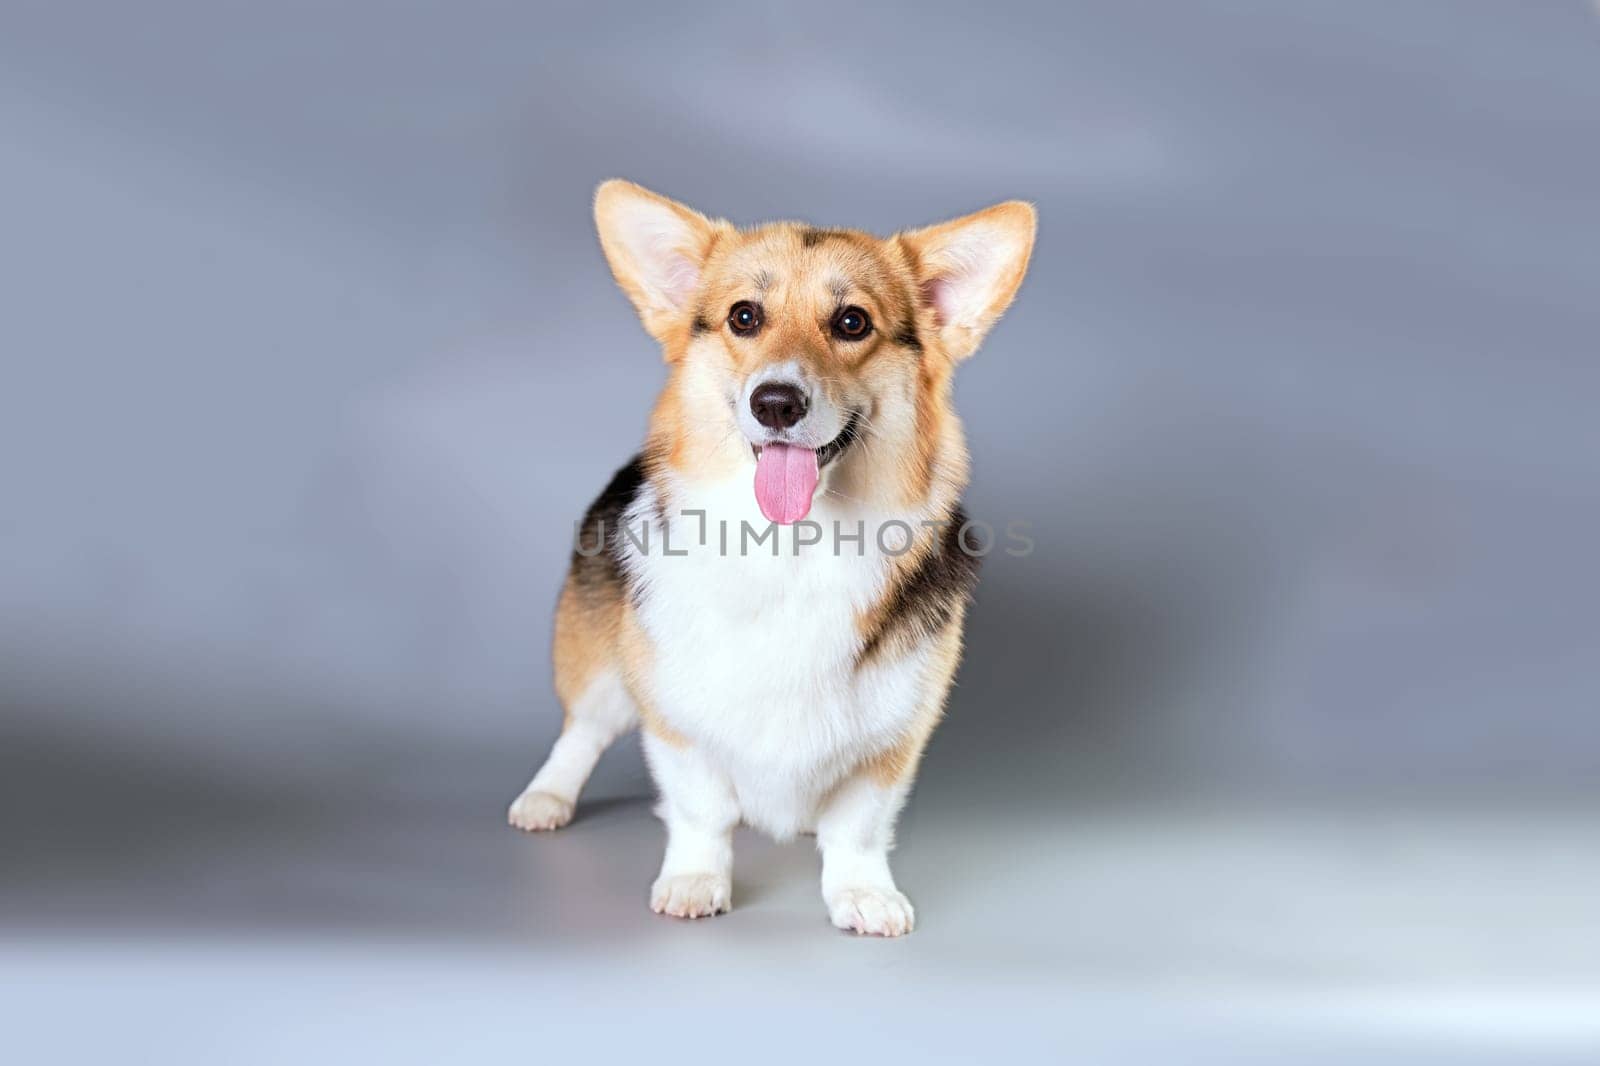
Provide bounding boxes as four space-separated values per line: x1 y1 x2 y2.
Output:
507 789 574 832
650 873 732 919
827 886 915 937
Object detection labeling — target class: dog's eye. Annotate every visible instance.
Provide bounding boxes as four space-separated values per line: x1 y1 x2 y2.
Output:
832 306 872 340
728 301 763 336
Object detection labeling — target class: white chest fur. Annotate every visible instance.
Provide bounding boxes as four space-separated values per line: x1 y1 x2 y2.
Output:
621 474 932 837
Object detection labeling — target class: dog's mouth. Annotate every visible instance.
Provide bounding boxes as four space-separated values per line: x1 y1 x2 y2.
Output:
748 412 861 525
747 413 860 468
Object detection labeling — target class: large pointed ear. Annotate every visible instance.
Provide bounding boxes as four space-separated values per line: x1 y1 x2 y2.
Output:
898 201 1037 360
594 179 721 344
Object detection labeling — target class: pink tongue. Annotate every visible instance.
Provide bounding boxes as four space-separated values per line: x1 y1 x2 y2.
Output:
753 443 820 525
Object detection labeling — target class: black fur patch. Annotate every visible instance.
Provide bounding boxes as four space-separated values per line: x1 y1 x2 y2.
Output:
894 322 922 352
690 314 713 336
569 455 645 600
857 505 981 667
801 228 846 248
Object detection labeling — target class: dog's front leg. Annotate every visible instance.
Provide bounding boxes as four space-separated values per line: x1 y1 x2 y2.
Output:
642 733 739 919
814 770 916 936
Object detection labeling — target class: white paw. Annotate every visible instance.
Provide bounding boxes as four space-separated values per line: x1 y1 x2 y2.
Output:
828 886 915 937
507 789 574 832
650 873 732 919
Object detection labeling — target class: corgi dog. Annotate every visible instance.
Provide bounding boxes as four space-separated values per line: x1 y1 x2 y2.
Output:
508 180 1035 936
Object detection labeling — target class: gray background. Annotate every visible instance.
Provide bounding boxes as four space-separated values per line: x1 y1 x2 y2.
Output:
3 1 1599 1062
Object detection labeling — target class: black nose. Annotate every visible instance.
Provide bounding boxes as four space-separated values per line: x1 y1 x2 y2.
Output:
750 382 808 430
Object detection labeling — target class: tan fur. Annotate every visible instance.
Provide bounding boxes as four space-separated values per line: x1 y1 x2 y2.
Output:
858 611 967 787
552 577 622 722
851 532 948 668
553 568 690 747
614 198 1026 517
616 601 689 749
897 201 1037 361
593 181 730 347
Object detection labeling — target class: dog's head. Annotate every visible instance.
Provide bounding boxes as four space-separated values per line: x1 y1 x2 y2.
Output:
593 180 1035 524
